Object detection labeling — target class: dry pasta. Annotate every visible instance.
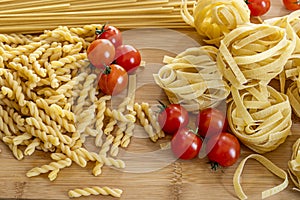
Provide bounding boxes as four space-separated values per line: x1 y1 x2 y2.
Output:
134 102 159 142
233 154 288 200
227 85 292 154
0 0 194 34
217 23 295 90
288 137 300 189
26 158 72 178
181 0 250 46
68 186 123 198
141 102 165 139
0 24 143 198
264 11 300 118
154 46 230 112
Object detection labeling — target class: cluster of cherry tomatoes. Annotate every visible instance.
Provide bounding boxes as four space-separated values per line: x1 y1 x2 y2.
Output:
87 24 141 96
245 0 300 17
158 102 241 168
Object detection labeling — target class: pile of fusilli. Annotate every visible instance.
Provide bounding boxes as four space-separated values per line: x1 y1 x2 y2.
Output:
0 25 163 198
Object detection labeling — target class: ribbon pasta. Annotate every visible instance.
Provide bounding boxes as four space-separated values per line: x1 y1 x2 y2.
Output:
264 11 300 118
181 0 250 46
153 46 230 112
227 85 292 154
217 23 296 90
288 137 300 190
233 154 289 200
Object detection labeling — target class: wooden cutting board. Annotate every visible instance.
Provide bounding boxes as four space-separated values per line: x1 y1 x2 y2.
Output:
1 1 300 200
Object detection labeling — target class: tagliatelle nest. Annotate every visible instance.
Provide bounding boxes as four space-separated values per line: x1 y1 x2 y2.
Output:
181 0 250 46
217 23 296 90
227 84 292 154
153 46 230 112
265 10 300 118
288 137 300 190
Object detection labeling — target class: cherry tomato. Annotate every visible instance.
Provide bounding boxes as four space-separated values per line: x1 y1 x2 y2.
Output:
283 0 300 10
245 0 271 16
98 64 128 96
206 132 240 167
157 102 189 135
87 39 115 69
171 128 202 160
114 44 141 74
95 24 122 48
196 108 228 138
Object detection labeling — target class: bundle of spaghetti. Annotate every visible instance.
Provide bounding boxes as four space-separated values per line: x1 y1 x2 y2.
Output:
0 0 195 34
227 84 292 154
181 0 251 46
153 46 230 112
288 137 300 189
217 23 296 90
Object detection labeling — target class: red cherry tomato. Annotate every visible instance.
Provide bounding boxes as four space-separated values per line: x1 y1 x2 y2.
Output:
245 0 271 16
95 24 122 48
98 64 128 96
171 128 202 160
157 102 189 135
206 132 240 167
87 39 115 69
283 0 300 10
114 44 141 74
196 108 228 138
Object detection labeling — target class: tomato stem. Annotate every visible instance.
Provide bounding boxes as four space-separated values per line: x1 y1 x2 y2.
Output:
103 65 111 75
95 22 108 35
157 100 167 112
189 127 201 138
209 161 224 172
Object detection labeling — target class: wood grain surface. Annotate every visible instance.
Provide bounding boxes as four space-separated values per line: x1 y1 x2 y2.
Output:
1 1 300 200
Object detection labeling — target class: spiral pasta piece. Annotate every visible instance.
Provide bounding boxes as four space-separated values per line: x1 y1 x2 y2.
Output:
48 168 60 181
24 125 60 147
75 148 125 169
92 161 104 176
154 46 229 112
50 153 68 161
26 117 72 145
99 134 115 156
50 53 87 70
95 95 111 147
29 43 50 63
36 98 75 133
121 110 136 148
70 24 99 39
181 0 250 46
12 133 32 146
217 23 296 90
0 104 18 135
0 33 32 45
141 102 164 138
227 85 292 154
110 122 127 157
68 186 122 198
0 68 26 106
26 158 72 177
134 103 158 142
24 138 40 156
58 143 87 167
